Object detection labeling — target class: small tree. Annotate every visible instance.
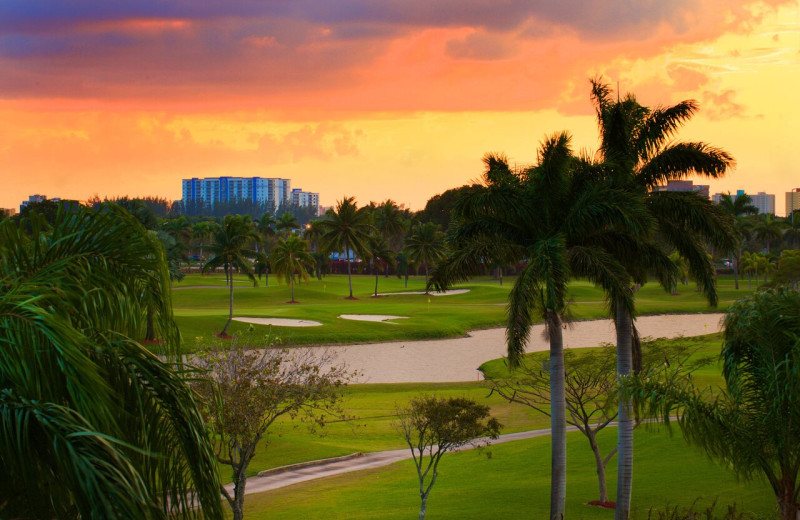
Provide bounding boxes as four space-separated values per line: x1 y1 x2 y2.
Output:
397 396 501 520
487 340 711 504
192 336 352 520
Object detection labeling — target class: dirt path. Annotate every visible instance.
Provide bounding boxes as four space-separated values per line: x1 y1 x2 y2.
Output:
235 426 577 496
309 313 724 383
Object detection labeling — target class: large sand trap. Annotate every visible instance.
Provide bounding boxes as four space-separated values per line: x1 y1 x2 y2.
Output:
303 313 725 384
233 317 323 327
377 289 470 296
339 314 409 323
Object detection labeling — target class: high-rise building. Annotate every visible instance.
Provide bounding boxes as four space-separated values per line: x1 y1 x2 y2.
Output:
787 188 800 217
711 190 775 215
749 192 775 215
291 189 320 213
182 177 294 208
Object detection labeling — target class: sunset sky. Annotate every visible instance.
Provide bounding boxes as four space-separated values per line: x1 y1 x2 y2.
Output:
1 1 798 214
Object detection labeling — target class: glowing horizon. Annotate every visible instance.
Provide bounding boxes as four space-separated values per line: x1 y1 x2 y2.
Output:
1 1 798 214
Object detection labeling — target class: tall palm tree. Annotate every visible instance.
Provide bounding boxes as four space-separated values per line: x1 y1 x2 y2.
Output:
784 211 800 249
367 235 396 297
255 212 276 252
404 222 447 291
192 219 218 263
718 193 757 289
432 136 647 520
0 205 222 519
276 211 299 237
590 78 737 520
202 215 258 336
374 199 408 251
753 213 784 253
271 236 315 303
318 197 375 299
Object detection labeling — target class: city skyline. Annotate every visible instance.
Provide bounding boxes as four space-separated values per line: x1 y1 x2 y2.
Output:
1 1 798 214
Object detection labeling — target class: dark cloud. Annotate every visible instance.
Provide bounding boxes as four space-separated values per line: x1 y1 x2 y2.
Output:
0 0 791 106
446 32 517 60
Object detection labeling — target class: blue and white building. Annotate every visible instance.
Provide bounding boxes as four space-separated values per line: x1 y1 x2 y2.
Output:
181 177 299 208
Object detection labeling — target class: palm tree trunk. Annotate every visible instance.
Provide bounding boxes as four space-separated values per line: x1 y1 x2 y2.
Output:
220 265 234 336
424 261 430 293
345 238 354 298
374 272 379 297
547 311 567 520
290 275 295 303
615 303 634 520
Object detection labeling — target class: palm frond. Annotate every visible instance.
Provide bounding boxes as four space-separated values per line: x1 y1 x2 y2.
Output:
637 142 735 188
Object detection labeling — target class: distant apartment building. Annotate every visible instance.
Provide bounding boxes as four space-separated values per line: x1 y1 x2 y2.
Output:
290 189 320 213
787 188 800 216
712 189 775 215
181 177 297 208
654 180 710 199
19 194 60 213
1 208 16 218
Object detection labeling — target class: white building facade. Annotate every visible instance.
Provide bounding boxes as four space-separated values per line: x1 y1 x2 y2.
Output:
291 189 320 213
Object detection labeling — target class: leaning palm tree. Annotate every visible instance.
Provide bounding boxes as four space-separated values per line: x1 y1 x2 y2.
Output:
432 137 648 520
271 235 315 303
590 78 738 520
367 234 396 297
202 215 258 336
717 192 757 289
0 204 222 519
404 222 447 291
318 197 375 299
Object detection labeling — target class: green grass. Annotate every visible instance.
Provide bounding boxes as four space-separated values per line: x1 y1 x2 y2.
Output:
238 427 774 519
226 334 730 478
171 274 754 351
228 381 547 478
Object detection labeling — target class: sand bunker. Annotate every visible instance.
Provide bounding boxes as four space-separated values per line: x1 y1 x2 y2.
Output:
307 313 726 384
377 289 470 296
339 314 409 323
233 317 323 327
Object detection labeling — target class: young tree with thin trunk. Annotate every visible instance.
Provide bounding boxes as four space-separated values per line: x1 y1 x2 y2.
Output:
488 340 711 504
192 337 352 520
397 396 501 520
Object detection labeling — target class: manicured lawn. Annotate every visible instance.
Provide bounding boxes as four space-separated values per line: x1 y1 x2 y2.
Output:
228 381 547 478
238 427 774 519
171 273 753 352
225 335 729 478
